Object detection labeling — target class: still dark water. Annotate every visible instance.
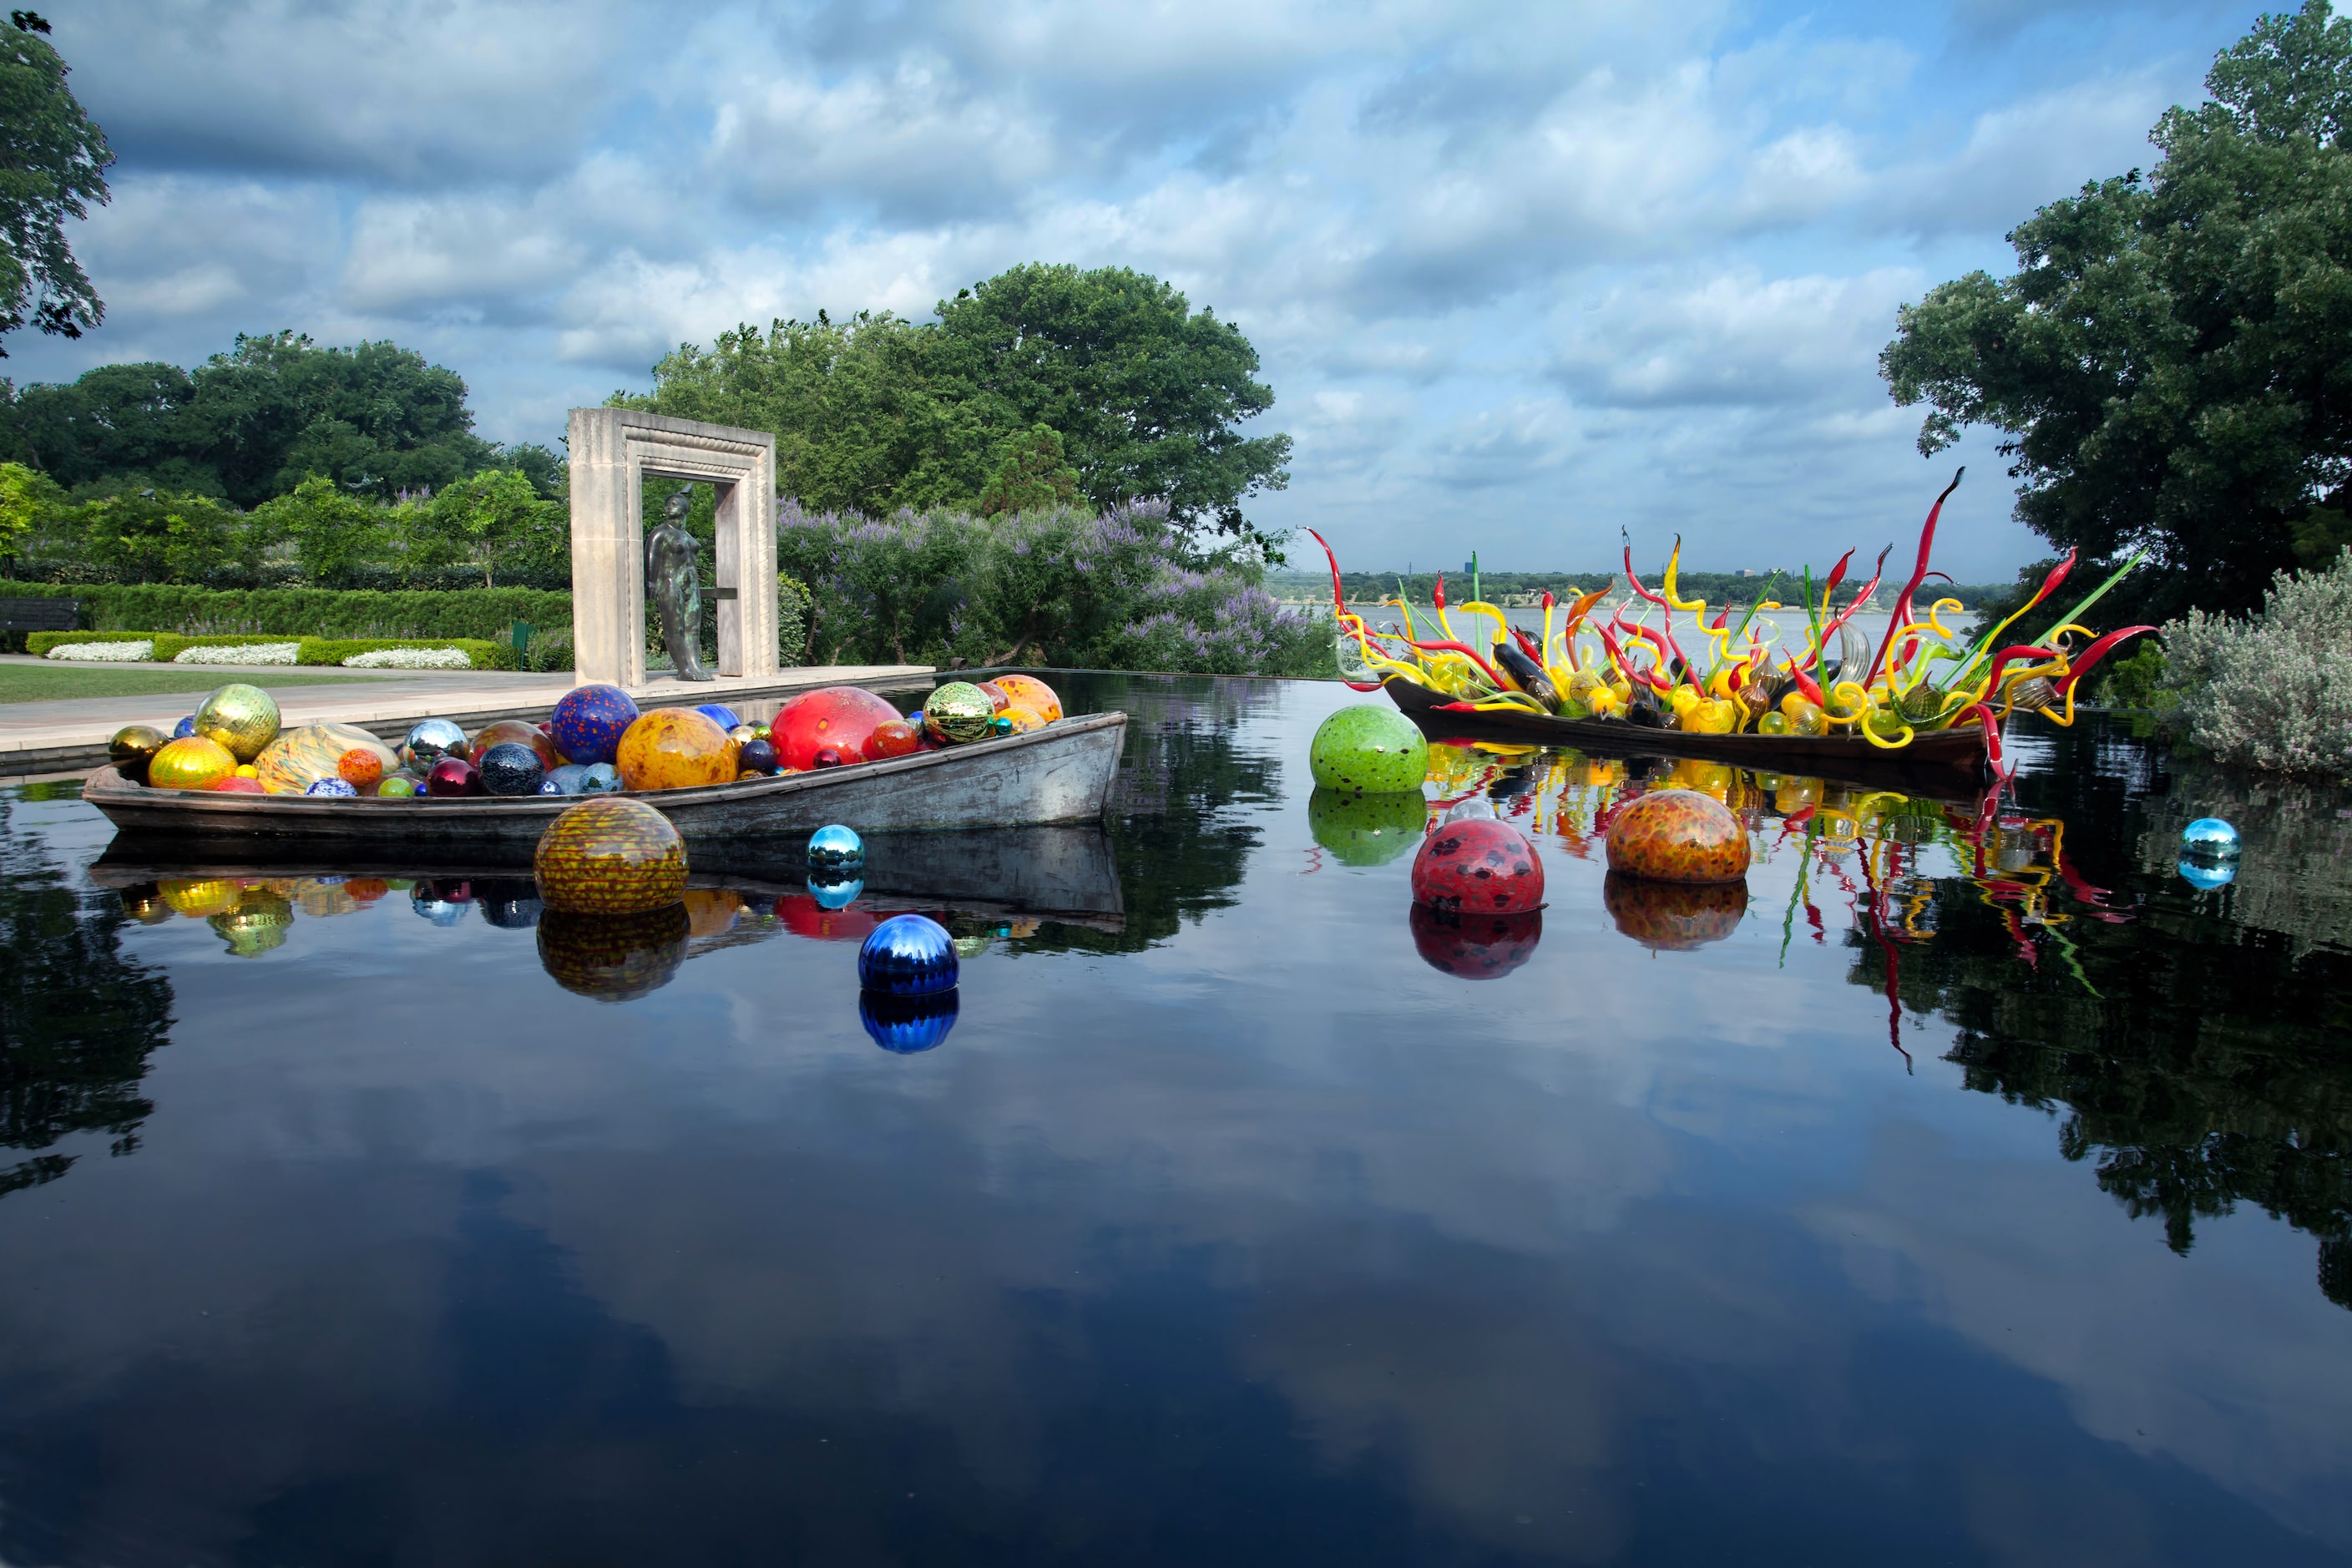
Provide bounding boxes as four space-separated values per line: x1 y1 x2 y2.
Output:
2 673 2349 1567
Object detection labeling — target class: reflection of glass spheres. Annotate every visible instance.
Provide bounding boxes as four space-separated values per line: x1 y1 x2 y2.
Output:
537 905 690 1001
1603 873 1749 951
2178 857 2238 891
402 718 469 772
476 878 544 928
807 875 863 911
1308 787 1426 867
860 989 959 1053
194 682 281 762
534 797 688 913
2183 817 2241 857
209 888 293 958
1409 906 1542 979
857 913 959 996
411 880 473 926
1309 704 1429 793
808 823 865 874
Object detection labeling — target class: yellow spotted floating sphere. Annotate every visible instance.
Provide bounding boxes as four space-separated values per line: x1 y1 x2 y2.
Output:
193 683 281 762
534 797 688 914
147 736 238 791
992 673 1062 723
615 708 737 792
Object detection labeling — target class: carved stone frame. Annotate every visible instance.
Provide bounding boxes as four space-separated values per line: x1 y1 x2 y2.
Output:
566 408 779 689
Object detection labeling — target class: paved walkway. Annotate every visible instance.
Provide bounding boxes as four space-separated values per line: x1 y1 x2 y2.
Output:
0 660 937 777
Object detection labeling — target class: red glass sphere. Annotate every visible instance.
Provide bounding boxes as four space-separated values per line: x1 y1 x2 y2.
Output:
867 719 921 759
1409 817 1545 913
426 756 481 797
771 685 902 771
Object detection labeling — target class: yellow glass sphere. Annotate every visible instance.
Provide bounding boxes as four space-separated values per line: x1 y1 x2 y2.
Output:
193 683 281 762
1001 705 1047 734
147 736 238 791
615 708 737 792
1687 699 1737 734
534 796 688 913
992 674 1063 723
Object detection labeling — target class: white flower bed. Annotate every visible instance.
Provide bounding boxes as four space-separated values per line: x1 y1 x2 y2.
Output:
175 642 300 665
43 639 154 662
342 646 473 670
44 640 154 662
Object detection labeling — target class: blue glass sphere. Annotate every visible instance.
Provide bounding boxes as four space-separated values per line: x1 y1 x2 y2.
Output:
860 989 959 1053
2183 817 2240 857
2178 857 2238 891
806 875 863 910
808 822 866 873
547 684 641 766
401 717 468 771
538 777 566 795
305 776 358 797
478 741 547 797
546 763 588 795
695 702 742 731
173 715 197 739
857 912 959 996
579 762 622 794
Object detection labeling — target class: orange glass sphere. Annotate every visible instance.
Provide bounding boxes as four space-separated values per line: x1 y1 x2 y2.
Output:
337 749 385 787
771 685 901 771
1001 705 1047 734
992 674 1061 722
533 796 688 913
615 708 737 792
976 680 1012 712
470 719 564 772
866 718 922 759
1604 788 1751 884
147 736 238 791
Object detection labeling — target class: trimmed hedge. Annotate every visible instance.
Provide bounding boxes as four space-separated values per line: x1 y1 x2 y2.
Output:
0 581 573 644
30 630 513 670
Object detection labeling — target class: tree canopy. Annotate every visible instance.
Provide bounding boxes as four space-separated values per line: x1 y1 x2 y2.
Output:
0 331 557 507
0 10 110 357
1880 0 2352 623
621 264 1292 555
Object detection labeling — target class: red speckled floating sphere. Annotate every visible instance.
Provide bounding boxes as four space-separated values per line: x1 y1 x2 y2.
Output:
866 718 921 760
1601 872 1749 950
533 796 688 914
1409 905 1543 980
771 685 901 771
210 775 266 794
1409 817 1545 913
1605 787 1750 883
615 707 738 792
470 719 564 773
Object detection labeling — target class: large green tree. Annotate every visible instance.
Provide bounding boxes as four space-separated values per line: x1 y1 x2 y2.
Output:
1880 0 2352 624
0 10 110 356
0 331 550 507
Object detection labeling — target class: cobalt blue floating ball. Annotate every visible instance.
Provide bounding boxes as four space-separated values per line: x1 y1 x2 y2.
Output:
538 777 565 795
857 912 959 996
806 875 863 911
2178 857 2238 891
173 715 198 739
547 683 641 766
738 738 781 776
304 776 358 797
2183 817 2240 857
695 702 742 731
478 741 548 797
859 989 959 1053
808 822 865 873
477 879 544 929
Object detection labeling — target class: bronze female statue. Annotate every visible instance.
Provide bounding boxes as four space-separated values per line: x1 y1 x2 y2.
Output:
646 487 713 681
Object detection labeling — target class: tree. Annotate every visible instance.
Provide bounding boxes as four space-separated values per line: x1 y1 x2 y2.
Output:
417 468 563 587
0 10 110 356
251 475 383 589
1880 1 2352 625
978 423 1081 517
933 265 1292 552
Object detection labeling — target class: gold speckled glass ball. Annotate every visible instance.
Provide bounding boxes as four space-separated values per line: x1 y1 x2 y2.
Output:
147 736 239 791
109 724 168 768
923 681 997 744
534 797 689 914
193 683 281 762
615 708 738 792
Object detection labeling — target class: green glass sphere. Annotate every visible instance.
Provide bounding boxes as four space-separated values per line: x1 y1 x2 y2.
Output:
1308 704 1429 793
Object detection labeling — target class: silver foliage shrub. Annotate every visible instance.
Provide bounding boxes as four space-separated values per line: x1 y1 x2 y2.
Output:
2163 549 2352 780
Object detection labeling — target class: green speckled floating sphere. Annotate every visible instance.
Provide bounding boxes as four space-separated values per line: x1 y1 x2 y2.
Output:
1308 787 1427 867
1308 704 1429 793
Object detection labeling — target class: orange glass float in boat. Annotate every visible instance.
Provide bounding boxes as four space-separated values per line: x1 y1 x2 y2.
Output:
991 674 1061 722
615 708 737 792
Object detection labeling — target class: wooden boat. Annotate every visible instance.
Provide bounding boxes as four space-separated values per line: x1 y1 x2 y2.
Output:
1383 677 1993 797
82 711 1129 850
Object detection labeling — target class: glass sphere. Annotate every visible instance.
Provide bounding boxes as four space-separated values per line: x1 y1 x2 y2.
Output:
304 777 358 797
2183 817 2240 857
337 748 385 788
376 776 422 798
477 741 548 797
109 724 168 771
695 702 743 731
772 685 901 769
194 682 281 761
401 718 469 771
857 912 959 996
808 822 866 873
425 757 480 797
615 708 737 792
922 682 999 746
547 684 641 766
469 720 562 772
147 736 238 791
533 797 688 914
993 674 1062 722
579 762 623 794
1308 705 1429 792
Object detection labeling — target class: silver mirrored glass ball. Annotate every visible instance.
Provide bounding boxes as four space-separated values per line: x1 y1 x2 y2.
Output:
401 718 468 771
807 822 866 873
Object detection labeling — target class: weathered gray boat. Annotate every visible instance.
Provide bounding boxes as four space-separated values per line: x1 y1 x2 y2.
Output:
82 711 1128 848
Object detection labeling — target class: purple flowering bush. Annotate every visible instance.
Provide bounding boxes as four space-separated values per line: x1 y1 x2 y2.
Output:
778 498 1333 675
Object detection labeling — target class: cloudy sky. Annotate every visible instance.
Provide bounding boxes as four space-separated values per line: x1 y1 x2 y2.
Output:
9 0 2276 576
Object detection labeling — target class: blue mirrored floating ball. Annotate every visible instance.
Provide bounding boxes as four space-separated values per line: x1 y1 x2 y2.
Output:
2183 817 2240 857
304 776 358 797
478 740 547 797
695 702 742 731
401 717 468 771
808 822 865 873
860 989 959 1053
546 763 588 795
538 777 566 795
806 875 863 911
2178 856 2238 891
173 715 197 739
857 912 959 996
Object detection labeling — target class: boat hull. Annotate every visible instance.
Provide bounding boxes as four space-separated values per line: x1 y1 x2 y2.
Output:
1383 679 1990 797
82 711 1129 848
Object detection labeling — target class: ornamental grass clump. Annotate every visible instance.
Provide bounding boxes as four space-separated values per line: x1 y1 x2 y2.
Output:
2163 549 2352 780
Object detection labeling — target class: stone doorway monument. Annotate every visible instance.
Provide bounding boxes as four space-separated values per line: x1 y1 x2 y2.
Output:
566 408 780 689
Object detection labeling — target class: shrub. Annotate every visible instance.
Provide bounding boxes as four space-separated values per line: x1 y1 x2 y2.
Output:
0 581 574 643
296 638 511 670
23 627 512 670
2163 550 2352 779
44 640 154 662
176 642 299 665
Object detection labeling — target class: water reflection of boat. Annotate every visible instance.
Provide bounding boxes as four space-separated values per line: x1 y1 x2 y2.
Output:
78 712 1128 848
1384 676 1992 802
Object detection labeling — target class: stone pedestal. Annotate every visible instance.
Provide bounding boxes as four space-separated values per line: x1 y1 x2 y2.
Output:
566 408 779 689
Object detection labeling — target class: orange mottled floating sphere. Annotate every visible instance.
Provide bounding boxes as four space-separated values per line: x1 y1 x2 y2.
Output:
534 796 688 914
615 707 737 792
1604 788 1751 884
1602 872 1749 949
771 685 901 771
866 718 922 759
147 736 239 792
992 674 1061 722
1000 705 1046 734
336 748 385 788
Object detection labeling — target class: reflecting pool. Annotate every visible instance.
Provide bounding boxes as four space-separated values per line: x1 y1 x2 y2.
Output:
3 673 2349 1565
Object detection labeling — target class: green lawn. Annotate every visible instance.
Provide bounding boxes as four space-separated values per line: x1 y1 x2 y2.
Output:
0 665 386 704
